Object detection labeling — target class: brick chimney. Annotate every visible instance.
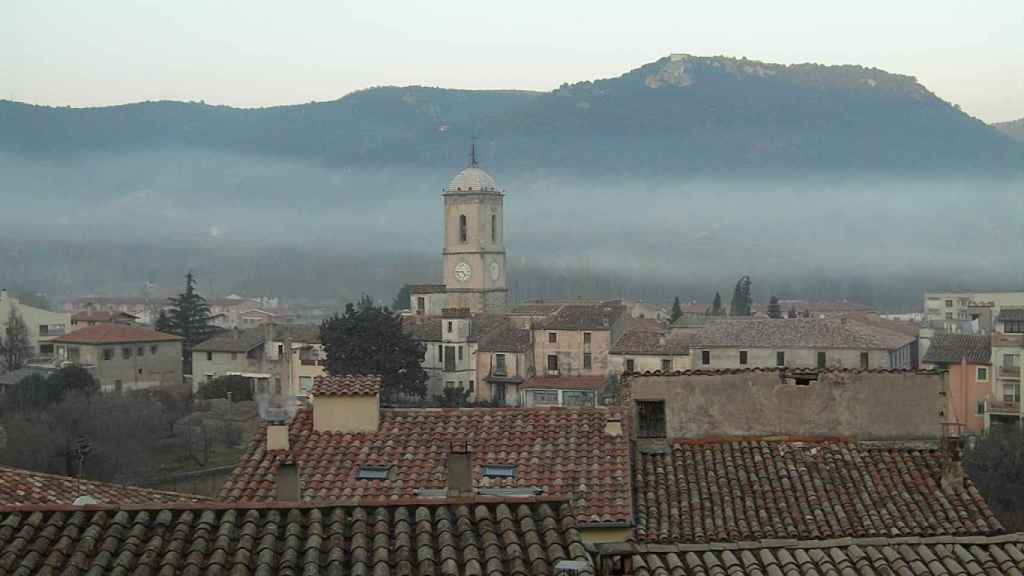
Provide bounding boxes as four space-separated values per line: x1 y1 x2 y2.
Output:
940 423 965 492
446 440 472 497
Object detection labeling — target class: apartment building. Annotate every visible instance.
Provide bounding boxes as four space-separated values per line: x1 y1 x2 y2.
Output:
0 289 72 361
50 324 182 393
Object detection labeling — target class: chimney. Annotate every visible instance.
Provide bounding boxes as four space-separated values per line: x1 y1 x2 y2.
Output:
940 423 965 492
446 440 472 497
264 323 275 360
266 424 290 451
605 415 623 437
312 375 382 433
275 462 301 501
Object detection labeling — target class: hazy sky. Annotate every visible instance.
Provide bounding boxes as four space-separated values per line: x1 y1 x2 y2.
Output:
3 1 1022 122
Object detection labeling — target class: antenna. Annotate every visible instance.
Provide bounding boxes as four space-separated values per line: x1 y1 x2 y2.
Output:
469 137 479 167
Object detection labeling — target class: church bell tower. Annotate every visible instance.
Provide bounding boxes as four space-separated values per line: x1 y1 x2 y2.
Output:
442 144 508 314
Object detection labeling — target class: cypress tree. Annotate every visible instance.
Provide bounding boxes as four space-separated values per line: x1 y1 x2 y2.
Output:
670 297 683 322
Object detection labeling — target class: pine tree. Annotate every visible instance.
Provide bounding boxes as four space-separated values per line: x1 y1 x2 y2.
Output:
767 296 782 319
321 298 427 402
162 272 214 375
729 275 753 316
708 292 724 316
670 297 683 322
154 309 173 333
1 307 34 372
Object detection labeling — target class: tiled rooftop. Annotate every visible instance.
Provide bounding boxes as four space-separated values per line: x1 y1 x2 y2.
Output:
922 333 992 365
406 284 447 294
690 317 916 350
611 330 692 355
221 407 632 526
0 466 207 506
536 302 626 331
193 324 320 353
615 535 1024 576
311 374 382 397
50 324 182 345
0 498 593 575
477 323 532 352
633 438 1002 544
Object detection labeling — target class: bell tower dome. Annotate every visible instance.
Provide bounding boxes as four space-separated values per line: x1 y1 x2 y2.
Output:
441 143 508 314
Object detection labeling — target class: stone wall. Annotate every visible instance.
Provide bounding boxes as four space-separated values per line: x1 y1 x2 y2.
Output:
629 370 945 440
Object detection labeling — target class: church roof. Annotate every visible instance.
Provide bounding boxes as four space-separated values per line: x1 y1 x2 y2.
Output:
446 166 499 193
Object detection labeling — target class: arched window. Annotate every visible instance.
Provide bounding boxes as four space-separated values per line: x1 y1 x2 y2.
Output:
491 214 497 243
459 214 467 242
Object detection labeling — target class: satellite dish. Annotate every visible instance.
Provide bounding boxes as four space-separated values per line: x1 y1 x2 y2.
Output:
72 495 99 506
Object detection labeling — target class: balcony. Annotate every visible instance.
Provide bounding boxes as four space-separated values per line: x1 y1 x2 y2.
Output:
998 366 1021 379
986 399 1022 417
38 326 66 338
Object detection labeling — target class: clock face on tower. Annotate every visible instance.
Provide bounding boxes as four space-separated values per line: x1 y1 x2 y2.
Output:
454 262 472 282
489 261 501 281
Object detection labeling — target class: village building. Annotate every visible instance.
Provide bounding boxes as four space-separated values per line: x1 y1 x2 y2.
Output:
609 320 691 374
517 375 606 407
532 301 627 378
0 465 206 505
50 324 183 393
924 290 1024 334
687 317 917 370
921 333 1004 433
220 374 633 543
190 324 324 397
475 320 532 405
0 288 72 361
70 309 138 328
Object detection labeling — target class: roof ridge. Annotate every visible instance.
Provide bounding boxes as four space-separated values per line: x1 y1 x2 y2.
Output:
608 533 1024 553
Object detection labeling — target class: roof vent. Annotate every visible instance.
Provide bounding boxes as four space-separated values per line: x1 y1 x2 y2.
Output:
554 560 591 575
72 495 99 506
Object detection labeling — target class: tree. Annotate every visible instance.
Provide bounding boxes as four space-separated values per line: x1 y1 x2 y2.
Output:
707 292 725 316
729 275 753 316
670 297 683 322
154 309 173 333
4 366 99 410
434 387 471 407
392 285 411 312
1 307 34 372
321 297 428 402
767 296 782 319
965 426 1024 530
162 272 214 375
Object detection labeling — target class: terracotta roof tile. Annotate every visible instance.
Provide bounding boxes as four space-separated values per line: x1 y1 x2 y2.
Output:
612 330 692 355
691 318 915 350
619 535 1024 576
478 324 531 352
0 499 593 575
406 284 447 294
193 324 320 352
536 303 626 331
311 374 382 397
402 315 443 341
923 334 992 365
50 324 182 345
70 310 139 323
0 466 207 506
221 407 632 526
632 438 1003 543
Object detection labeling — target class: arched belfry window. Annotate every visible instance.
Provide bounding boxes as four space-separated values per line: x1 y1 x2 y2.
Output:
491 214 497 243
459 215 467 243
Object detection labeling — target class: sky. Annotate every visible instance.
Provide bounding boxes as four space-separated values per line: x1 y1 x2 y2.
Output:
2 1 1023 123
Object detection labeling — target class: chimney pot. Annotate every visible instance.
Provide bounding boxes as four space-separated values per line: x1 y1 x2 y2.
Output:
267 424 290 451
605 415 623 437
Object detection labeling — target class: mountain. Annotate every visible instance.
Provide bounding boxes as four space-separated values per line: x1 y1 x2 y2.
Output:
2 54 1023 306
993 117 1024 142
2 54 1020 175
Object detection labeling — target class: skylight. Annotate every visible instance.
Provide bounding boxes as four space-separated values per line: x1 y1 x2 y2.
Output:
356 465 391 480
482 464 516 479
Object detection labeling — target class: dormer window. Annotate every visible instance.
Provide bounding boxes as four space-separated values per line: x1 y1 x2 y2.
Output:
459 215 467 242
356 465 391 480
482 464 516 479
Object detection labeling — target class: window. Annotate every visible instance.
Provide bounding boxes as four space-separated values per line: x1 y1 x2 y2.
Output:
417 297 425 315
299 376 314 394
356 465 391 481
776 351 786 366
67 347 80 362
39 343 54 355
563 390 595 406
122 347 132 359
458 346 463 361
637 400 667 438
274 377 282 394
583 352 592 370
860 352 870 370
1006 321 1024 334
977 367 989 381
114 380 123 394
547 354 558 373
150 345 158 355
137 346 144 357
977 400 986 415
1004 382 1020 403
437 345 443 362
548 332 557 343
739 350 748 365
482 464 516 478
230 352 238 361
444 346 456 371
459 214 467 242
207 352 213 361
491 214 497 243
102 348 114 361
447 321 453 333
495 353 507 375
625 358 635 372
1004 354 1020 369
945 312 953 320
38 325 49 336
816 351 826 369
469 380 474 392
583 332 592 345
701 350 710 366
205 373 214 383
661 359 672 372
277 344 283 356
946 299 954 308
530 390 559 405
256 378 269 394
